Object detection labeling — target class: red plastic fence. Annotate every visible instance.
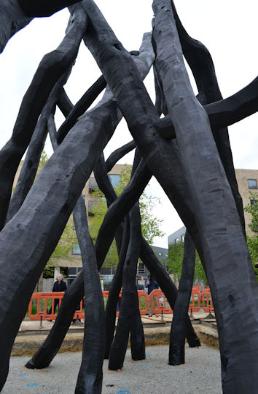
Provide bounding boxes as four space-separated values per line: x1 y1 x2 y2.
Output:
27 287 214 321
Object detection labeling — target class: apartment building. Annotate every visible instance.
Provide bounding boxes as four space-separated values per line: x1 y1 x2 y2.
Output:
168 168 258 245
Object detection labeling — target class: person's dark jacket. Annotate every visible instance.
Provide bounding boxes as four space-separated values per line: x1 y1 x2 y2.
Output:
52 280 67 292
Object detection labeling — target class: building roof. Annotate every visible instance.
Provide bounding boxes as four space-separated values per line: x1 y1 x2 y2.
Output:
168 226 186 245
151 245 168 261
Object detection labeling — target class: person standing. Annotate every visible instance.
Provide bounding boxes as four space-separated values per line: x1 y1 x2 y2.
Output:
49 274 67 315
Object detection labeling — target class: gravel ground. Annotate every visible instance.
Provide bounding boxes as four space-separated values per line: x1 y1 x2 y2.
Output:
3 345 221 394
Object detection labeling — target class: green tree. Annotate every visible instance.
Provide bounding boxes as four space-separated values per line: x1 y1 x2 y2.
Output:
89 196 119 270
245 194 258 273
116 166 164 244
37 150 48 173
88 165 164 269
39 152 77 277
245 193 258 233
168 240 207 284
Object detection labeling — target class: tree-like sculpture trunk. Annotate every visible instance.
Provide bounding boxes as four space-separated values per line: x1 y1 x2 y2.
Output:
1 1 258 392
109 206 145 370
0 94 118 391
94 151 146 363
94 157 199 348
18 0 82 17
80 2 258 391
26 271 84 369
104 220 129 359
141 241 200 351
169 232 196 365
56 75 106 144
6 75 69 222
73 198 105 394
19 30 154 373
49 89 106 392
153 1 258 392
171 4 245 231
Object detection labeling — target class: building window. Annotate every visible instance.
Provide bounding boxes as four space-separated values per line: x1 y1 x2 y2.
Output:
72 244 81 256
108 174 121 188
248 179 257 189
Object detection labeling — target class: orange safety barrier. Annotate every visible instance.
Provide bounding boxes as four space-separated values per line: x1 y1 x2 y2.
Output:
102 291 110 308
189 286 202 313
201 287 214 314
27 288 214 320
137 290 149 315
148 289 172 316
28 292 84 321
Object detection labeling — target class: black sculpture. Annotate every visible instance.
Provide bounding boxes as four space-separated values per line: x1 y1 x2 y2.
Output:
0 0 258 393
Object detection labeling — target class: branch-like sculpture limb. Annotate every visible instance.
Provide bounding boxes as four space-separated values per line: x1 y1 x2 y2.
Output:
153 1 258 392
18 0 82 17
73 198 105 394
169 232 195 365
57 75 106 144
0 6 87 229
23 32 155 373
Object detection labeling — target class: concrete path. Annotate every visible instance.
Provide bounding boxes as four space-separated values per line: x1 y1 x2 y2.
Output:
3 345 221 394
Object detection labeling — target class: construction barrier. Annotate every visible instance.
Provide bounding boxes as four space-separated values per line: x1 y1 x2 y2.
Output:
149 289 172 315
27 292 84 321
201 287 214 314
189 286 202 314
27 287 214 320
138 290 150 315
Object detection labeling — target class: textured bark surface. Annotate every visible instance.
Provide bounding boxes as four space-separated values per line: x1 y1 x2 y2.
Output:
153 1 258 392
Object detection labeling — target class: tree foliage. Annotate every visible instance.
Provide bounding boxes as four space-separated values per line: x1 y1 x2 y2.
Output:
245 193 258 271
245 193 258 233
116 166 164 244
88 165 164 269
89 196 119 270
168 241 207 284
40 151 77 276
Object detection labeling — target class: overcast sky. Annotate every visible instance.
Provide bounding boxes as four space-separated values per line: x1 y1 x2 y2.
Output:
0 0 257 247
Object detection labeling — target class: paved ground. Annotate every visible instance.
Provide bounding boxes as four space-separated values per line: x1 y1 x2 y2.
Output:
3 345 221 394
